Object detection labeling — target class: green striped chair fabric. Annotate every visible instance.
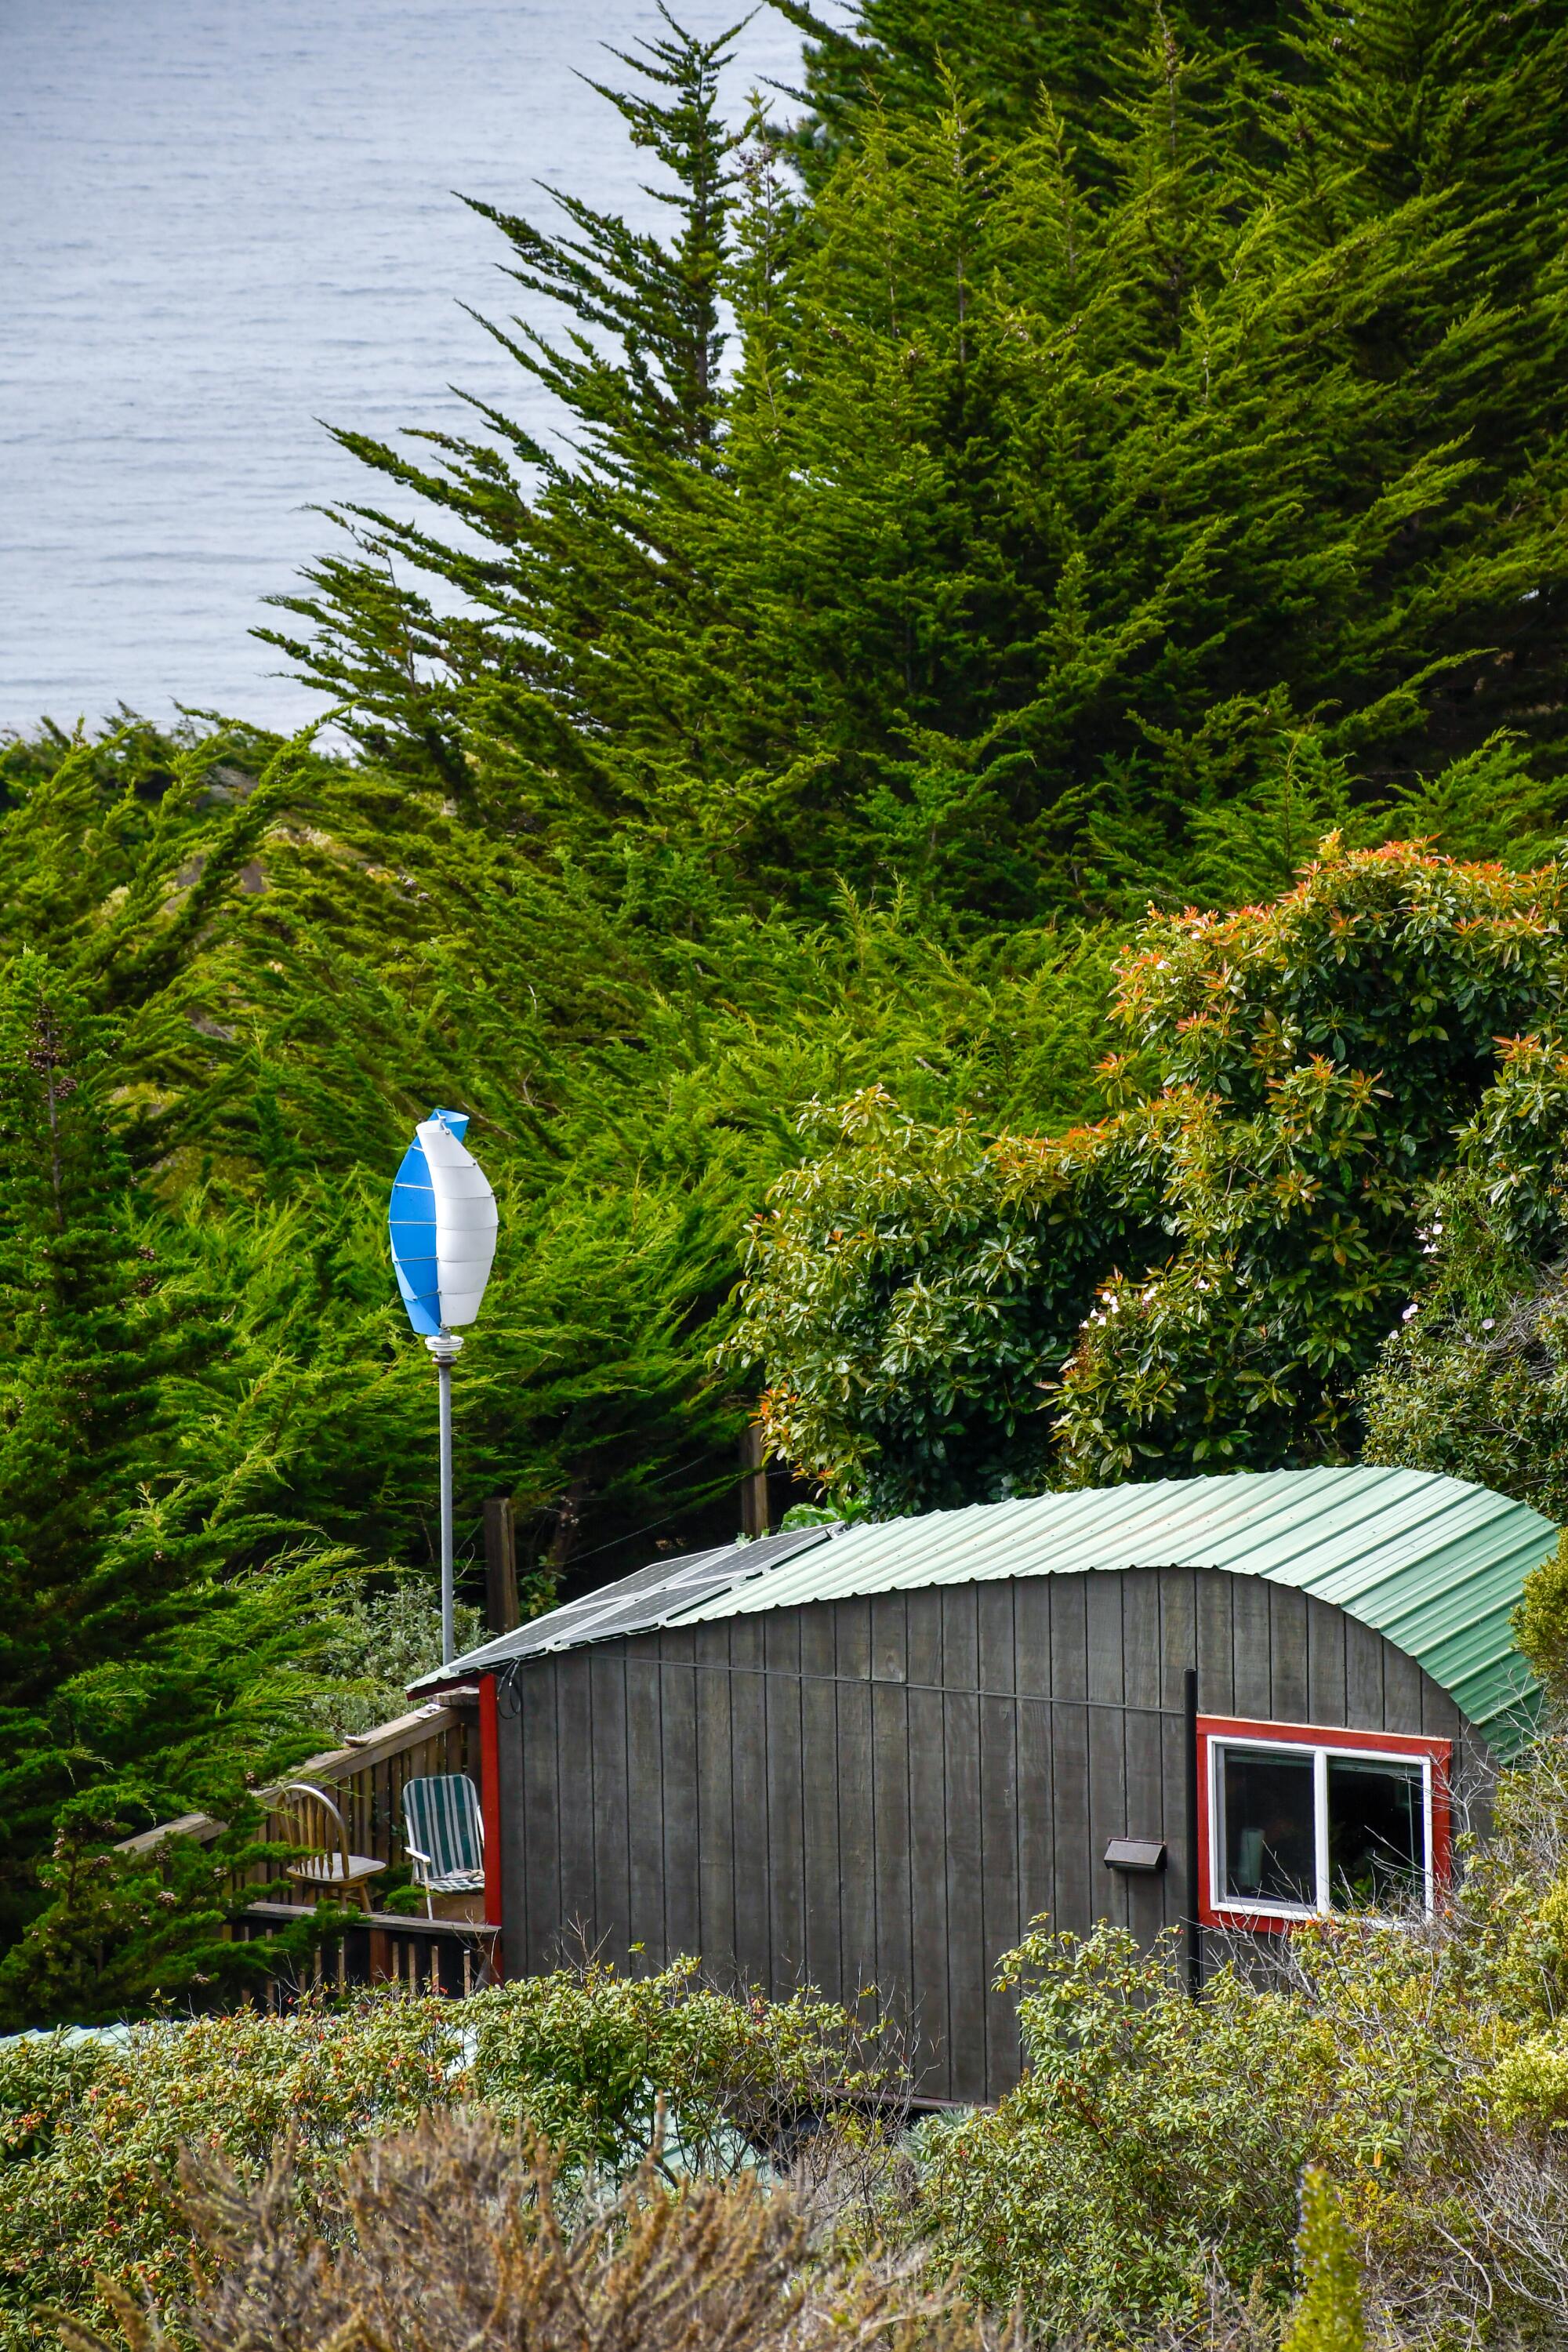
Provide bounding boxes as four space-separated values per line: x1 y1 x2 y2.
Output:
403 1773 485 1912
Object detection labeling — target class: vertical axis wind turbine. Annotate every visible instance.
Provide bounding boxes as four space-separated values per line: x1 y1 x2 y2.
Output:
388 1109 498 1664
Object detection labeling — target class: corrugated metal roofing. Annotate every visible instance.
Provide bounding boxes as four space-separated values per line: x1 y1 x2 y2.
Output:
421 1470 1555 1751
411 1521 837 1686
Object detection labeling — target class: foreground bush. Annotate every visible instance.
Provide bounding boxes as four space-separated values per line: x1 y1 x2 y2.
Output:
913 1926 1321 2334
17 1751 1568 2350
912 1740 1568 2344
55 2110 984 2352
0 1959 888 2350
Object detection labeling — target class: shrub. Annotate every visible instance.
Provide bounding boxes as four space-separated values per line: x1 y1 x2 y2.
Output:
0 1992 465 2344
724 1083 1169 1512
909 1925 1325 2335
0 1958 891 2350
905 1744 1568 2343
1513 1532 1568 1715
54 2109 989 2352
1361 1031 1568 1520
1281 2172 1364 2352
465 1955 893 2176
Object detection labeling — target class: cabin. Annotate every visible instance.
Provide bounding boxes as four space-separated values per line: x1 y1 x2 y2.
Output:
413 1467 1554 2105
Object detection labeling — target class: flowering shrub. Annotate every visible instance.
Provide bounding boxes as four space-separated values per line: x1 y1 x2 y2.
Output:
732 843 1568 1507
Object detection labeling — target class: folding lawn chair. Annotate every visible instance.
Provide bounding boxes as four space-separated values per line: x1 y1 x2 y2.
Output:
403 1773 486 1918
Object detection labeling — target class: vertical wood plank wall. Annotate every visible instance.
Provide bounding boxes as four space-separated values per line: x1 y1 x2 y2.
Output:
497 1568 1478 2104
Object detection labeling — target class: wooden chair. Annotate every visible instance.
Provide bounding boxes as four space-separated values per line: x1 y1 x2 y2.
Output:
403 1773 485 1918
278 1782 385 1912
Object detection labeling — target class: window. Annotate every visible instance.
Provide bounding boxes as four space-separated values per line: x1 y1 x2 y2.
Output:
1196 1715 1450 1929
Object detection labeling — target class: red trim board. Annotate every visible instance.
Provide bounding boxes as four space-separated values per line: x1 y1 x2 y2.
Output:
479 1672 505 1962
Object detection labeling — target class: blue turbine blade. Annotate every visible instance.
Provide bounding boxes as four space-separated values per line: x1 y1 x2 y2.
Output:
388 1135 442 1334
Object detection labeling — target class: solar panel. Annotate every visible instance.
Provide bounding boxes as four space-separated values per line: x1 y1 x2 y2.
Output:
413 1523 839 1687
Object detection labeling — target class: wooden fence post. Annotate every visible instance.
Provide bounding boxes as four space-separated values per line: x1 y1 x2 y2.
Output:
739 1424 771 1541
484 1496 519 1635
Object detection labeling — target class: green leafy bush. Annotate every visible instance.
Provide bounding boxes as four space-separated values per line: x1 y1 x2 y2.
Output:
736 841 1568 1507
1514 1534 1568 1715
0 1958 889 2349
724 1083 1171 1511
911 1926 1321 2333
907 1739 1568 2344
1363 1032 1568 1519
1282 2172 1365 2352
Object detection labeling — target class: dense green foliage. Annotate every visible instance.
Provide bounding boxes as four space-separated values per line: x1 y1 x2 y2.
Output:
1282 2173 1367 2352
732 841 1568 1509
1363 1031 1568 1518
268 0 1568 921
0 1805 345 2037
0 1958 884 2346
0 713 1116 1955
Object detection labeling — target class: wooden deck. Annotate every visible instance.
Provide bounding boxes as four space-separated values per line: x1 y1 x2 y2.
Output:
119 1697 482 1886
121 1695 499 1996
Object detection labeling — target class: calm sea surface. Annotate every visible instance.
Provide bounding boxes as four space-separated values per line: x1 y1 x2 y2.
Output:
1 0 806 735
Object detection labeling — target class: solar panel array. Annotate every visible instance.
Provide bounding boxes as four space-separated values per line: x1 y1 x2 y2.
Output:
412 1521 838 1688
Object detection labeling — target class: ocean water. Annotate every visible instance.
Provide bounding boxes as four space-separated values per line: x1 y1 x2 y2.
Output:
1 0 807 736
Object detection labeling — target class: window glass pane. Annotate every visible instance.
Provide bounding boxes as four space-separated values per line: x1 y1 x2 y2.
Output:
1221 1746 1316 1907
1327 1755 1425 1911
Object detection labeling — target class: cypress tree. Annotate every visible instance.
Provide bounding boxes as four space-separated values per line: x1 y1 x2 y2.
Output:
263 11 757 822
263 3 1568 923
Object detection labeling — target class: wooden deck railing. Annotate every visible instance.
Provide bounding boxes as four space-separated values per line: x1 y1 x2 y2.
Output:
118 1696 480 1895
234 1898 497 1998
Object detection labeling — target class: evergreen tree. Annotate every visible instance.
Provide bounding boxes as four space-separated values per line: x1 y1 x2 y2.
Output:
0 942 353 1943
772 0 1301 192
264 4 1568 922
263 11 758 815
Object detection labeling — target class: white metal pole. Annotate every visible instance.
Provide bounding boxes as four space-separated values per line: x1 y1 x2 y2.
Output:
426 1330 463 1666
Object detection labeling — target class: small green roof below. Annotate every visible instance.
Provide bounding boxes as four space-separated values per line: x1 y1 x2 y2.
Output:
421 1468 1555 1752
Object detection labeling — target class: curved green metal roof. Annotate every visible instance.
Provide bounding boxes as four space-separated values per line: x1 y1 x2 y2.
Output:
682 1468 1553 1752
423 1469 1555 1754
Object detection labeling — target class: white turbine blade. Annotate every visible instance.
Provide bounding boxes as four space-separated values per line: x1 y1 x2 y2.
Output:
417 1114 498 1327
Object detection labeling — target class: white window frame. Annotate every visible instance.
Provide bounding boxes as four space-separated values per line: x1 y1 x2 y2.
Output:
1207 1730 1436 1922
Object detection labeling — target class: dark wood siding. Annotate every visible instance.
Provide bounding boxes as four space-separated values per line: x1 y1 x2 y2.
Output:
496 1568 1491 2104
